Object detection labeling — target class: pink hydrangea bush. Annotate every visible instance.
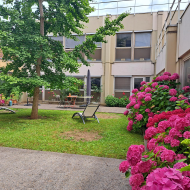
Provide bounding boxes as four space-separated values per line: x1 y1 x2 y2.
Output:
120 107 190 189
124 73 190 133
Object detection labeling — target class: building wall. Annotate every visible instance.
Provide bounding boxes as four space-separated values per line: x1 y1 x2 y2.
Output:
179 4 190 58
112 62 154 76
156 45 166 74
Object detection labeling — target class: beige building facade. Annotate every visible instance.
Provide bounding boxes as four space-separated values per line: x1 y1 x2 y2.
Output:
1 1 190 104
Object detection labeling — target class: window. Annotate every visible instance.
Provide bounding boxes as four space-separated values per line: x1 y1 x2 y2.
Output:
134 78 143 90
88 49 101 61
134 32 151 61
115 77 131 98
65 35 85 49
146 77 150 82
115 33 131 61
49 36 63 45
117 33 131 47
183 59 190 87
87 35 102 62
91 77 101 102
75 77 84 102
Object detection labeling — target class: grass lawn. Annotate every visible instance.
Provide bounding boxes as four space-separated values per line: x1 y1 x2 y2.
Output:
0 108 143 159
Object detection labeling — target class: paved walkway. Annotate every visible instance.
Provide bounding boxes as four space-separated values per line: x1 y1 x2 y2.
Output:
10 103 126 114
0 104 130 190
0 147 129 190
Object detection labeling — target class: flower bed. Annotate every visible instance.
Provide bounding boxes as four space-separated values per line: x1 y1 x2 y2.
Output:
124 72 190 133
120 73 190 189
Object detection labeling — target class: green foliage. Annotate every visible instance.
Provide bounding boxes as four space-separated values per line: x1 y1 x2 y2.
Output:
105 95 129 107
118 96 130 107
0 1 128 92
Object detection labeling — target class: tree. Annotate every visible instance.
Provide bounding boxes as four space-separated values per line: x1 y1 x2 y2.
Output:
0 0 128 119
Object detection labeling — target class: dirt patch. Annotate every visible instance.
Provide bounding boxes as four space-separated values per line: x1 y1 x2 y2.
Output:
60 130 103 142
96 113 121 119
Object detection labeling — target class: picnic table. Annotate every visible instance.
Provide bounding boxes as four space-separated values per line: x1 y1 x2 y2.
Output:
59 96 92 108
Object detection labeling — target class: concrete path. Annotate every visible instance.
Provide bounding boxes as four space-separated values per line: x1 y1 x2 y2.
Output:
0 147 130 190
10 103 126 114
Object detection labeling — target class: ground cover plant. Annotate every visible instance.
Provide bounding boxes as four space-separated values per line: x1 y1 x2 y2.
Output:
0 109 143 159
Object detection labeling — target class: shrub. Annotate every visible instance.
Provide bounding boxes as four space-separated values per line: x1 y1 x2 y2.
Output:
105 95 129 107
105 95 119 107
124 72 190 133
119 108 190 189
118 96 130 107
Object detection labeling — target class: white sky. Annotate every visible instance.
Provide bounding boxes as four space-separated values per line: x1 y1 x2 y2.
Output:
0 0 189 16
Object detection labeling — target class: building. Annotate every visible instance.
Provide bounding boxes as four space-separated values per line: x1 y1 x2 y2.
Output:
0 0 190 104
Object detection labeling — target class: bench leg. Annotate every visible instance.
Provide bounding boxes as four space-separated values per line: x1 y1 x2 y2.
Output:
94 115 99 123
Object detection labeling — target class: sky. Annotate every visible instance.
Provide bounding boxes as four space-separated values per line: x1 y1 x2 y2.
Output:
0 0 189 16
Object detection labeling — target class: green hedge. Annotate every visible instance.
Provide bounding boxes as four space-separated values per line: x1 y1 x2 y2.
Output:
105 95 129 107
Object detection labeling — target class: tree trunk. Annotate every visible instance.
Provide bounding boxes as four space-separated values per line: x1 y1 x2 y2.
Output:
31 0 44 119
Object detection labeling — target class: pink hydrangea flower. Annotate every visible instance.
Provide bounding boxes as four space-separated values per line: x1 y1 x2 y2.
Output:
127 125 133 131
126 145 145 166
155 76 163 81
157 120 170 133
138 160 152 173
129 173 144 188
174 118 188 131
144 96 152 102
163 72 171 76
145 108 151 113
136 114 143 121
169 97 178 102
151 82 158 88
175 154 187 160
162 75 170 81
145 93 152 97
161 149 176 162
138 94 144 100
146 167 183 190
182 86 190 92
148 112 154 117
171 139 180 147
169 89 177 96
169 128 182 138
119 161 130 173
170 73 179 80
144 127 157 140
140 81 146 86
147 138 158 150
164 135 173 144
145 87 152 93
153 146 166 157
134 104 140 109
131 165 139 175
182 176 190 189
183 131 190 139
173 162 190 177
140 87 143 90
132 89 139 93
124 110 129 115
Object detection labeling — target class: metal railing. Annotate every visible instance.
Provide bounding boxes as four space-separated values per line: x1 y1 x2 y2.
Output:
155 0 189 60
89 0 189 17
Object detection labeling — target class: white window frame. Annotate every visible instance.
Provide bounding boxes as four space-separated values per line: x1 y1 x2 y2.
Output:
115 32 132 62
132 76 151 92
134 31 152 61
